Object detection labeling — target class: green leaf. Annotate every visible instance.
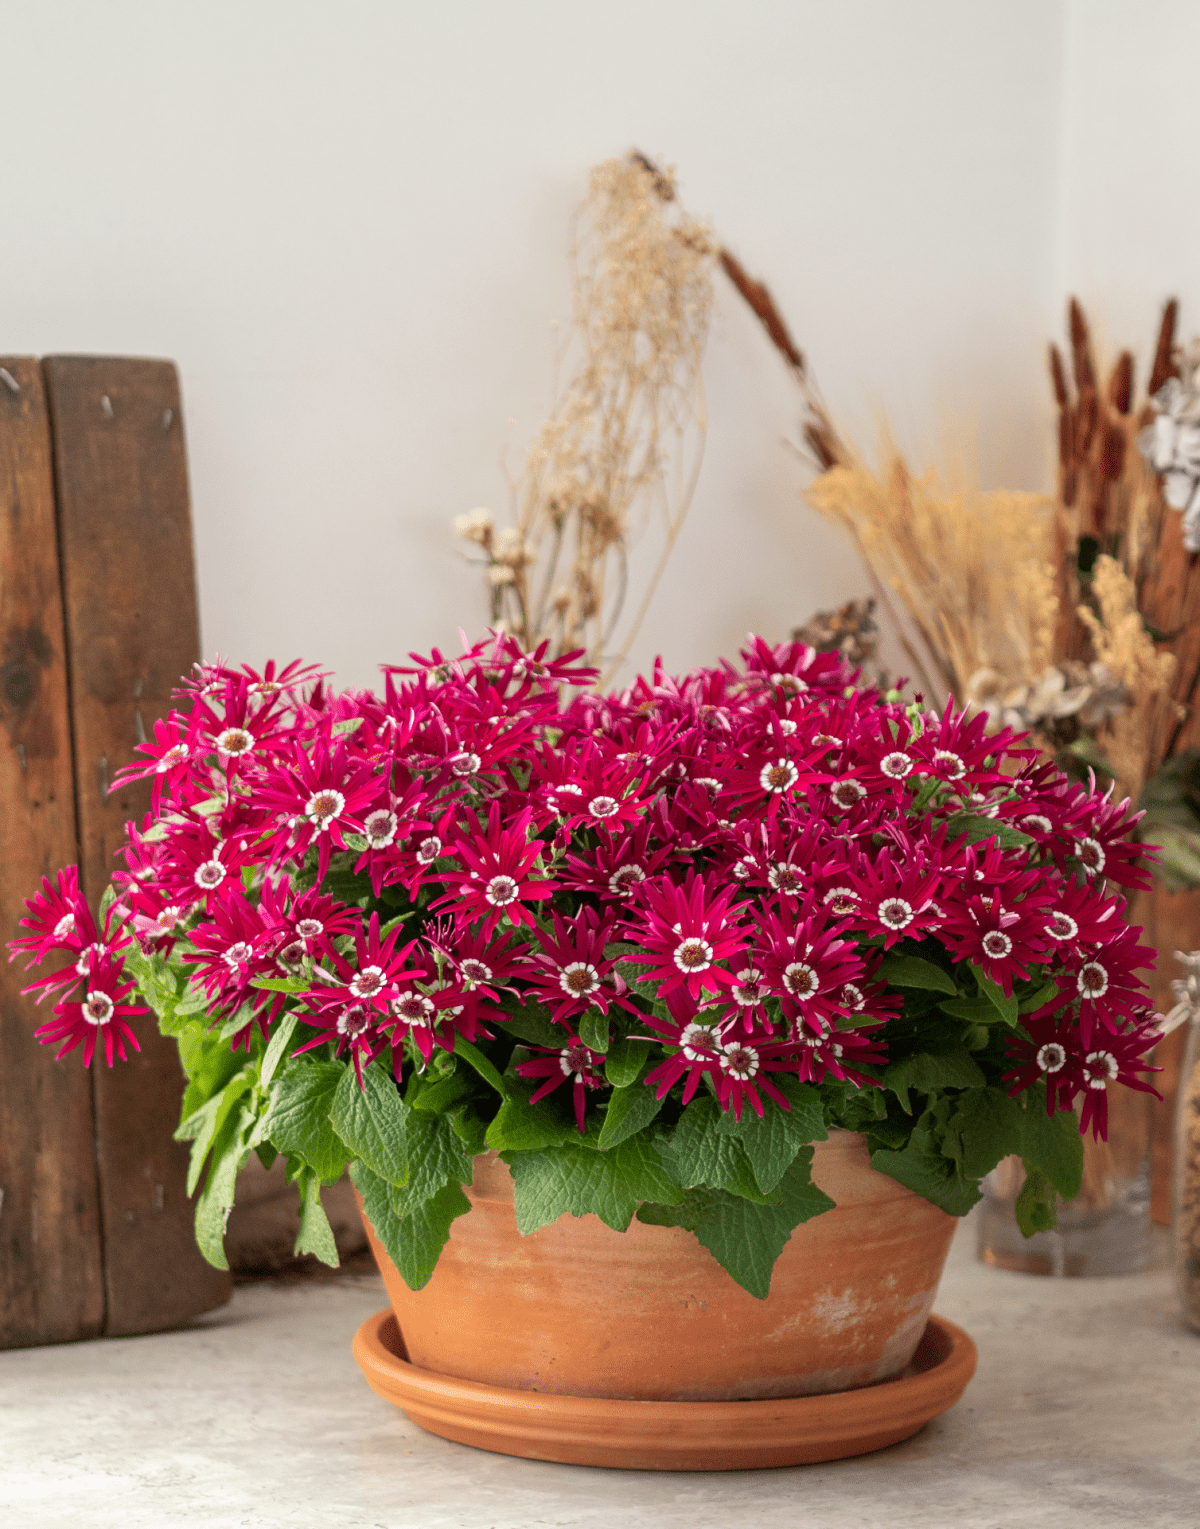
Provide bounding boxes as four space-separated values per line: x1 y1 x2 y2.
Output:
409 1073 474 1114
970 966 1020 1027
605 1037 650 1087
452 1036 506 1095
260 1061 351 1182
389 1112 473 1214
948 1087 1024 1180
176 1072 253 1198
294 1169 339 1266
451 1107 490 1155
484 1072 580 1152
878 954 956 994
660 1097 773 1202
578 1010 610 1053
870 1107 982 1217
259 1013 299 1090
351 1160 471 1291
506 1134 683 1234
332 716 364 737
193 1102 253 1270
598 1076 664 1150
1018 979 1061 1015
250 976 307 994
638 1152 835 1299
713 1078 827 1194
328 1057 410 1185
945 812 1034 851
1015 1163 1057 1235
1020 1088 1083 1200
881 1048 986 1114
939 994 1006 1024
497 1002 563 1049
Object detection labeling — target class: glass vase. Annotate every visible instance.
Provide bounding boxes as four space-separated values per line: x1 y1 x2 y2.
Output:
1174 1011 1200 1330
978 1078 1153 1277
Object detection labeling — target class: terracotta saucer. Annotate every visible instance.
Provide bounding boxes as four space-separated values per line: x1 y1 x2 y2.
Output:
352 1309 977 1470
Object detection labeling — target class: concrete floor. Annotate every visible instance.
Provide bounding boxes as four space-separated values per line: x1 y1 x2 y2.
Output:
3 1217 1198 1529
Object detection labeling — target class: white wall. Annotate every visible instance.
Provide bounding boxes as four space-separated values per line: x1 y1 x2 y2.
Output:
1058 1 1200 384
0 1 1071 691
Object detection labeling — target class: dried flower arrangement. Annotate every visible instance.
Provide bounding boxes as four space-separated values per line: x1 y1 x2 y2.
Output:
715 250 1200 890
454 157 714 684
11 636 1160 1295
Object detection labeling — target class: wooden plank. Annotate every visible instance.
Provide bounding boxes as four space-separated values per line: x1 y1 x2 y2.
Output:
43 356 230 1334
0 357 105 1347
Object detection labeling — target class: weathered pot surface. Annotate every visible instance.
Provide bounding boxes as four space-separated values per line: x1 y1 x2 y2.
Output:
360 1128 957 1402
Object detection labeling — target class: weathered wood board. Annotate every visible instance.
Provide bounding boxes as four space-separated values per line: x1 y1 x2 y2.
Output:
43 356 230 1335
0 357 105 1346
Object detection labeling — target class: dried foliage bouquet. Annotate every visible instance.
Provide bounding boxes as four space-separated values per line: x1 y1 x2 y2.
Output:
10 635 1161 1297
455 156 714 682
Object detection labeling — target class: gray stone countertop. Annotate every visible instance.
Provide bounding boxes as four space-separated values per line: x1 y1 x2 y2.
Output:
3 1215 1198 1529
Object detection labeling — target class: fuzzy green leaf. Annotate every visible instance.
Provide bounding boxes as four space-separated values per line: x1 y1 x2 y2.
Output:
948 1087 1025 1180
713 1078 827 1194
877 954 956 994
578 1010 610 1053
352 1161 471 1291
452 1036 506 1095
176 1072 253 1198
485 1072 580 1152
1015 1163 1058 1236
390 1111 473 1214
637 1151 834 1299
660 1097 773 1202
870 1108 982 1217
945 812 1034 850
497 1002 563 1049
881 1048 987 1114
294 1168 339 1266
1018 979 1062 1015
605 1037 650 1087
259 1013 299 1090
598 1074 664 1150
506 1134 683 1234
328 1057 410 1185
260 1061 351 1182
193 1103 253 1270
970 966 1020 1026
1020 1088 1084 1200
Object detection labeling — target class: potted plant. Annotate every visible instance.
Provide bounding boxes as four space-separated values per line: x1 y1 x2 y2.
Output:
12 633 1160 1466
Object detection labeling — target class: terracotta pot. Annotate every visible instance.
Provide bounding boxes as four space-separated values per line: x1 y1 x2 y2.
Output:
359 1129 957 1403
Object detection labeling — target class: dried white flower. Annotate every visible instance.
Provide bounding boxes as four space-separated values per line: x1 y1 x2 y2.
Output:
454 507 494 548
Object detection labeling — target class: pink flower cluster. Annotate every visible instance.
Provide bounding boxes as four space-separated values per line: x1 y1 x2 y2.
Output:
10 636 1161 1139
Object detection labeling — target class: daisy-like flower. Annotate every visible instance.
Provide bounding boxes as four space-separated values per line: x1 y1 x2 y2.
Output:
937 891 1050 995
515 1037 607 1132
297 912 425 1028
257 737 380 880
110 715 199 813
522 907 633 1026
10 866 99 967
754 897 865 1034
623 871 750 1000
842 850 943 949
435 804 556 936
33 951 146 1067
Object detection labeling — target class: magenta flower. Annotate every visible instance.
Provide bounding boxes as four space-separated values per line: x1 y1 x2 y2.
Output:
435 804 556 936
515 1037 608 1131
624 872 750 1000
259 739 378 879
34 952 146 1067
523 907 635 1026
